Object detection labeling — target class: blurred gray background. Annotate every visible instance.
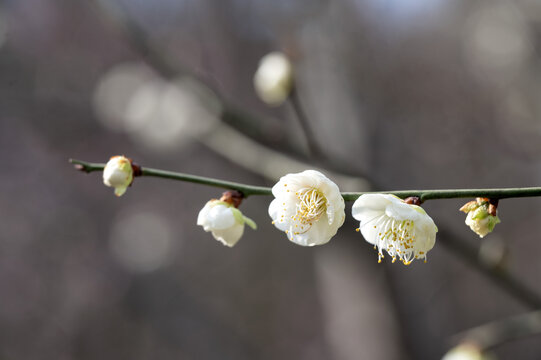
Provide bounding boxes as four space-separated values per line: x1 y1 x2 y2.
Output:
2 0 541 358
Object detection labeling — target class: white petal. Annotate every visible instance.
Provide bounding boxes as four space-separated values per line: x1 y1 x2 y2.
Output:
359 215 385 245
351 194 391 221
269 199 294 232
207 205 235 229
268 198 281 219
384 201 420 221
197 202 213 226
211 223 244 247
105 169 129 188
290 213 339 246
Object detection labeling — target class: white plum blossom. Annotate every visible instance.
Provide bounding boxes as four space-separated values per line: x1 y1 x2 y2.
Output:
103 155 134 197
268 170 345 246
197 200 256 247
352 194 438 265
460 198 500 238
253 52 293 106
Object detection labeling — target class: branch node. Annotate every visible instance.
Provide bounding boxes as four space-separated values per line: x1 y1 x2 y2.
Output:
404 196 422 206
131 162 143 177
220 190 244 208
488 198 499 217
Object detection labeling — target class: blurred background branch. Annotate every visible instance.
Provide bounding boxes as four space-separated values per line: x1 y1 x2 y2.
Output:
452 309 541 350
438 227 541 309
90 0 375 186
288 87 324 158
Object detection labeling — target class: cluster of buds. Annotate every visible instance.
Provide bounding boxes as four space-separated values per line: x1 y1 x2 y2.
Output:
460 198 500 238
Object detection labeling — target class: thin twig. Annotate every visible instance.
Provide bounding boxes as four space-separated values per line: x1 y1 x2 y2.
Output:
70 159 269 197
70 159 541 202
288 87 324 158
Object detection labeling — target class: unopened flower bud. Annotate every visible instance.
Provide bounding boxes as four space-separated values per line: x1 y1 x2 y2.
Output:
460 198 500 238
253 52 293 106
103 155 134 197
197 194 256 247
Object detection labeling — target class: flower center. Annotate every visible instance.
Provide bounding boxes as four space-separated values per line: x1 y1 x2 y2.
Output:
293 188 327 226
373 218 422 265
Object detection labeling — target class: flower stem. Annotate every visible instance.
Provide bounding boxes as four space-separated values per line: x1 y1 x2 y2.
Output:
70 159 541 201
343 188 541 201
70 159 270 197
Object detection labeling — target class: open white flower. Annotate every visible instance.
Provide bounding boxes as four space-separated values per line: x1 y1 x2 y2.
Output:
352 194 438 265
253 52 293 106
268 170 345 246
103 155 133 197
197 200 256 247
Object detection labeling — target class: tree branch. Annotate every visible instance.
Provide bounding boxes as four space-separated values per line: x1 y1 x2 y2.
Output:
71 159 541 201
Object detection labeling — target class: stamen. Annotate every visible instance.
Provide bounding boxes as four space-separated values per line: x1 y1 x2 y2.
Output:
293 188 327 229
372 217 420 265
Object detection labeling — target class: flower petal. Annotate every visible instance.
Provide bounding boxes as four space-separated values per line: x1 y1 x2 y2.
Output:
212 223 244 247
384 201 421 221
207 205 235 229
197 201 213 226
359 215 385 245
352 194 391 221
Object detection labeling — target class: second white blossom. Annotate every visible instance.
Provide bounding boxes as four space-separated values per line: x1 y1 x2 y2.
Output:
352 194 438 265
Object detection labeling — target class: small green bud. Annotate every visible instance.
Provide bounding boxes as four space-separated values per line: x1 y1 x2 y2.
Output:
460 198 500 238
